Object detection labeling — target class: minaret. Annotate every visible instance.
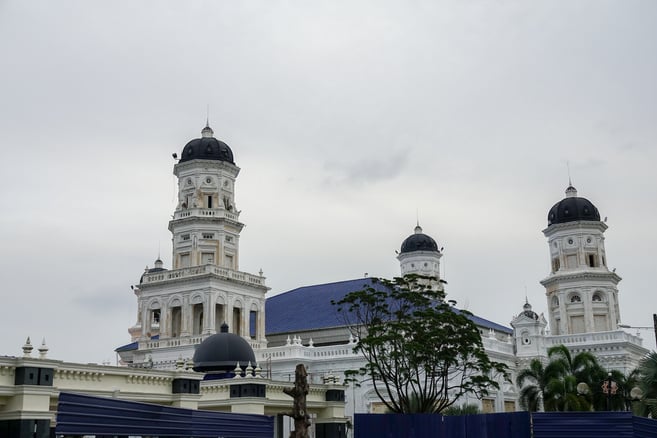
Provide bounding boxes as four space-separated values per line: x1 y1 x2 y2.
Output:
397 224 443 288
169 124 243 270
119 124 269 369
540 184 621 335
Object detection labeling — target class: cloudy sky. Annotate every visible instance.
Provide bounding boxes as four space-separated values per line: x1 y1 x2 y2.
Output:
1 1 655 364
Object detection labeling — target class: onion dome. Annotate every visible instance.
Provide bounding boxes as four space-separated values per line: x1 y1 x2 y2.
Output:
400 225 439 254
547 185 600 226
179 124 234 164
520 300 539 320
192 323 255 373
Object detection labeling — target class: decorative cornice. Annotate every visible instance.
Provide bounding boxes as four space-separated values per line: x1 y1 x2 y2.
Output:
542 220 608 236
173 158 240 175
56 369 105 382
126 374 174 385
540 270 621 287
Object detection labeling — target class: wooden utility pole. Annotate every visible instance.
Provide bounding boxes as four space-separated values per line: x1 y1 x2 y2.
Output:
283 363 311 438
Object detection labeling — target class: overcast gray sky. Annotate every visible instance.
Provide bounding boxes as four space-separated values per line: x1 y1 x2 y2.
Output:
1 1 656 364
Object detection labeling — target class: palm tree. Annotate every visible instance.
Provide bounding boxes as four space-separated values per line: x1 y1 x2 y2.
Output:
516 359 555 411
517 345 605 412
636 351 657 416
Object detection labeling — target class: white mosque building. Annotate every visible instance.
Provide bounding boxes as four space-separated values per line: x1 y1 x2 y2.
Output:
116 125 649 416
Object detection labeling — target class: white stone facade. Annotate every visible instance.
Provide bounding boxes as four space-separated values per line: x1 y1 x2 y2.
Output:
118 129 648 416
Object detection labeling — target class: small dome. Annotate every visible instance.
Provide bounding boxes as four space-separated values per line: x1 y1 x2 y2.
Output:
192 323 255 372
547 185 600 226
520 300 539 320
400 225 439 254
139 258 168 284
179 125 235 164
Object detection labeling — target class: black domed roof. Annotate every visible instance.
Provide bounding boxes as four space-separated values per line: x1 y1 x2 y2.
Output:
547 185 600 226
179 125 234 164
192 323 255 372
400 225 439 254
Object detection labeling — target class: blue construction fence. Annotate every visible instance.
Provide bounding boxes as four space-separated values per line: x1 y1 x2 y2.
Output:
56 392 273 437
355 411 657 438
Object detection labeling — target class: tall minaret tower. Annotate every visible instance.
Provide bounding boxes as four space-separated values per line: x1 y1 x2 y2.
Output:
540 184 621 335
120 124 269 369
169 124 243 270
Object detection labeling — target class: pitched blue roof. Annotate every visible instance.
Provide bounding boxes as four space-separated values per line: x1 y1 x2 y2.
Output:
265 278 512 335
265 278 377 334
114 335 159 353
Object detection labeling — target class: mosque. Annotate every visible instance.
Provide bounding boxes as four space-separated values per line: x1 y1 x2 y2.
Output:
114 124 648 417
1 124 650 437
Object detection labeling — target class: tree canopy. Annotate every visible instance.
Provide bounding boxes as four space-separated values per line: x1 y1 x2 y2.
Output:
332 275 508 414
517 344 634 412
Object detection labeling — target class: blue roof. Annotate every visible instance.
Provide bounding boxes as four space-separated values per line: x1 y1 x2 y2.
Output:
266 278 377 334
265 278 512 335
114 335 158 353
115 341 137 352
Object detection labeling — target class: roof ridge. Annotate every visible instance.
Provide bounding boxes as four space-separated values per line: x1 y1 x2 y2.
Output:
267 277 376 298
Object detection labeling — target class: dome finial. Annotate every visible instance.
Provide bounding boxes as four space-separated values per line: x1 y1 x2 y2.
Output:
565 161 577 197
202 105 214 138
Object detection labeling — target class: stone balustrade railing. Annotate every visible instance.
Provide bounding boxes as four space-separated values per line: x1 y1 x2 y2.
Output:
547 329 643 347
173 208 239 221
481 336 515 355
255 342 359 362
141 264 265 286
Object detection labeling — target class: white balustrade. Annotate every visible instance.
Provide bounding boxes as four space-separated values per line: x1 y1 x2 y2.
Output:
173 208 239 221
141 264 265 286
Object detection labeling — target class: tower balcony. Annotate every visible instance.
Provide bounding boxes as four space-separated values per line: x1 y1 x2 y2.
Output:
140 264 266 287
547 329 643 349
172 208 240 222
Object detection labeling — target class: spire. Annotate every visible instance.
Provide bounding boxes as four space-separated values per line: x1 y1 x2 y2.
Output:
201 112 214 138
565 161 577 197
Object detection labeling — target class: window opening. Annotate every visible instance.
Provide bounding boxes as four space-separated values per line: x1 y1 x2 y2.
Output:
250 310 257 338
233 307 241 336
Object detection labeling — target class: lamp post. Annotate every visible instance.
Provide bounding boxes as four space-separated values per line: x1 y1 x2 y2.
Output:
602 372 617 411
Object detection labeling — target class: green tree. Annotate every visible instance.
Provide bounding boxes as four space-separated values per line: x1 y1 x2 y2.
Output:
442 403 481 416
544 345 601 411
516 358 555 411
332 275 508 414
636 351 657 416
516 345 609 412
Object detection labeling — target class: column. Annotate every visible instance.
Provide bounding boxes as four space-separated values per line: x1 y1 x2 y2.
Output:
141 305 151 340
159 304 169 338
558 291 568 335
181 296 191 337
203 294 213 335
583 288 594 332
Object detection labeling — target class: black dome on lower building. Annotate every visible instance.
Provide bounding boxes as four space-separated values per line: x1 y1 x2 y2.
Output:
179 125 235 164
192 323 255 373
547 185 600 226
400 225 439 254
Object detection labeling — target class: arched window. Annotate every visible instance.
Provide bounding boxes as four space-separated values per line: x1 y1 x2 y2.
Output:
592 293 603 302
570 294 581 303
